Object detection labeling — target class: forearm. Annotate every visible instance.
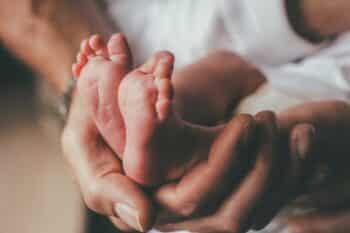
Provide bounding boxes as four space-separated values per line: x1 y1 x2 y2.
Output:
0 0 113 93
287 0 350 42
173 51 265 125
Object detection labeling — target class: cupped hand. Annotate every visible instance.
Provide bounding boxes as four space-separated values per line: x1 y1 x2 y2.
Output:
63 84 350 233
158 100 350 233
61 91 156 232
281 101 350 233
154 111 315 233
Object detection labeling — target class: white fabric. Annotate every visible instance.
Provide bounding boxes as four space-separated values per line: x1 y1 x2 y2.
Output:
102 0 350 232
104 0 350 102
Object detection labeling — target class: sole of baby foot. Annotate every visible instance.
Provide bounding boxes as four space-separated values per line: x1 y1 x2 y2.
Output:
74 33 132 156
120 51 200 186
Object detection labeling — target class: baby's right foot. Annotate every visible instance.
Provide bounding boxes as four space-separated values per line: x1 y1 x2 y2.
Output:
73 34 132 156
119 52 209 186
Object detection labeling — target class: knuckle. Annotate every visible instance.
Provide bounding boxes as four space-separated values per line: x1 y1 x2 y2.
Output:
291 124 316 160
234 114 255 130
292 124 316 144
223 114 255 148
225 114 253 132
84 179 104 212
293 124 315 135
218 216 242 233
234 113 253 123
177 202 198 217
255 110 276 122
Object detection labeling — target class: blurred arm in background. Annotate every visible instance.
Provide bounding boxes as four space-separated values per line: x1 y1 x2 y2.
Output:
287 0 350 42
0 0 349 93
0 0 112 93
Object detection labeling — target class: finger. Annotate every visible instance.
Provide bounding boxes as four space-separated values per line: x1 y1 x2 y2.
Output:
278 101 350 208
157 111 280 233
288 211 350 233
215 111 279 232
62 94 155 232
160 112 284 233
155 114 257 217
252 123 316 229
278 100 350 163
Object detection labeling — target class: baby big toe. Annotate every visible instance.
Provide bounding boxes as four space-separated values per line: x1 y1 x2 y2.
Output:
154 52 174 80
107 33 132 68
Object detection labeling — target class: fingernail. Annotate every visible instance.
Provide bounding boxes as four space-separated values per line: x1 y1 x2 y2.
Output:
296 126 316 160
115 203 144 232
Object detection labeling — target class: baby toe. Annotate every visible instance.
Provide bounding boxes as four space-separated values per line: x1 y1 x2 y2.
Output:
80 39 94 58
107 33 132 68
89 34 108 58
140 51 173 74
154 52 174 80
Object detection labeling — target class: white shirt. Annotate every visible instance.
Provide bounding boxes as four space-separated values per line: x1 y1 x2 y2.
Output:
103 0 350 232
105 0 350 103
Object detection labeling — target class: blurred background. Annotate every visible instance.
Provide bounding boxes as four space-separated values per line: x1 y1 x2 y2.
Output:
0 45 119 233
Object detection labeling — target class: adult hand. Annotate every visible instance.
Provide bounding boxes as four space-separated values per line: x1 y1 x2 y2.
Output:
63 94 350 233
61 91 156 232
157 100 350 233
0 0 112 92
279 101 350 233
154 110 316 233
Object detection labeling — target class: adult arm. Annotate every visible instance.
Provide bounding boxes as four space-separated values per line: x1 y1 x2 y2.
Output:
287 0 350 42
0 0 112 92
62 90 156 232
173 51 265 125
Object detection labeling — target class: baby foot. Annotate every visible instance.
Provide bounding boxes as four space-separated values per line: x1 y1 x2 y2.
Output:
73 34 132 156
119 52 201 186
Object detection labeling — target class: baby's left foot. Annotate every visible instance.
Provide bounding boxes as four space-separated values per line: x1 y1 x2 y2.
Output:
119 52 202 186
72 34 132 156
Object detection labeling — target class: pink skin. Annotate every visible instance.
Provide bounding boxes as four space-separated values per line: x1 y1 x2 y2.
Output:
119 51 195 185
74 34 214 186
73 34 132 156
